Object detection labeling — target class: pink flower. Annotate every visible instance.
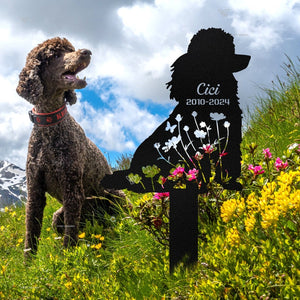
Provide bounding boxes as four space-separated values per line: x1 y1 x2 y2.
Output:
248 164 265 176
172 166 185 177
159 176 167 188
263 148 272 159
274 157 288 171
194 152 203 161
187 168 198 181
202 144 215 154
153 192 170 200
219 151 228 158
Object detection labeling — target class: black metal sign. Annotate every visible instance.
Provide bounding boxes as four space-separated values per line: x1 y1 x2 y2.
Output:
102 28 250 272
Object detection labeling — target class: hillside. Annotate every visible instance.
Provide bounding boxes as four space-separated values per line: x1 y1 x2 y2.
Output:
242 57 300 156
0 59 299 299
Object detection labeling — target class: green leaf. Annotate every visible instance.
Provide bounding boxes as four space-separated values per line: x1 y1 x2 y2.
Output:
285 220 297 232
142 165 161 178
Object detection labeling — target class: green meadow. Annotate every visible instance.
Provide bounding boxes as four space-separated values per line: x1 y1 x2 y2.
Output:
0 58 299 299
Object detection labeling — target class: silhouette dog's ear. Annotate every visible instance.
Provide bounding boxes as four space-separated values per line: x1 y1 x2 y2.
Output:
16 57 44 105
231 54 251 73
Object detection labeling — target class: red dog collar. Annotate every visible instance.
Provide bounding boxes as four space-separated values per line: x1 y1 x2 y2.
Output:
29 104 68 127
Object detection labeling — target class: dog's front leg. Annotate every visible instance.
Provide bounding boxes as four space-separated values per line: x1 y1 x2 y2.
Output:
24 171 46 259
63 180 84 247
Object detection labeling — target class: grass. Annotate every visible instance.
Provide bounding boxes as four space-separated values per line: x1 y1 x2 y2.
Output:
242 56 300 156
0 58 299 299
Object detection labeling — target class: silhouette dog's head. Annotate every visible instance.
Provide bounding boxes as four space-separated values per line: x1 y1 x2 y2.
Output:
167 28 250 103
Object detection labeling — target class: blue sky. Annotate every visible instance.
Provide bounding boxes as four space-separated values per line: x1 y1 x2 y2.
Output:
0 0 300 168
76 83 174 167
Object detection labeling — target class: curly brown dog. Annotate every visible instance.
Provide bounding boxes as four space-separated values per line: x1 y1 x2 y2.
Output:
17 37 123 258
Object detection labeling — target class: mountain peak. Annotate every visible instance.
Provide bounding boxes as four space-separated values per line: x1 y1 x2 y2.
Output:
0 160 27 209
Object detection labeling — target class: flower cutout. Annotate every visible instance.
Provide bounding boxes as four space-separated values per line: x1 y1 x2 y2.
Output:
194 129 207 139
171 166 185 177
162 135 181 152
154 143 160 149
194 152 203 161
175 114 182 122
201 144 215 154
187 168 198 181
224 121 230 128
183 125 189 132
210 112 226 121
191 111 198 117
200 121 206 128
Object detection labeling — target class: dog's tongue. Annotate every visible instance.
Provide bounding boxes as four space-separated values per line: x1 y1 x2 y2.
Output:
64 74 76 80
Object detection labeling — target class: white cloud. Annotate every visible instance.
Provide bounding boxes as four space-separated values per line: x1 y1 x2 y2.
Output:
228 0 300 50
0 73 32 168
69 95 162 152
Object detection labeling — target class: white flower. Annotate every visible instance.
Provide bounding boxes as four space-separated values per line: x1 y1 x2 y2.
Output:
288 143 299 150
210 112 226 121
171 135 181 146
162 143 171 152
162 135 181 152
175 114 182 122
224 121 230 128
200 121 206 128
191 111 198 117
194 130 207 139
154 143 160 149
183 125 189 131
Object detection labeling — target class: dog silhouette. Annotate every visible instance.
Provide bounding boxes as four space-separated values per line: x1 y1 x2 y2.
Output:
102 28 250 193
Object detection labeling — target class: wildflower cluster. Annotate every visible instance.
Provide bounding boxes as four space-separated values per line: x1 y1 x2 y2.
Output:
221 146 300 245
129 192 170 245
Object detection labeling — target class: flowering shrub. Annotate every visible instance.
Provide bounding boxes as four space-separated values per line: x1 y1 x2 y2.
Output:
129 143 300 251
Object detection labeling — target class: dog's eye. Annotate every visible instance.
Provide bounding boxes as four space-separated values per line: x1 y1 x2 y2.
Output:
54 53 62 59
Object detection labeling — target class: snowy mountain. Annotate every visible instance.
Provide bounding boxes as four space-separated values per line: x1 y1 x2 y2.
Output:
0 160 27 209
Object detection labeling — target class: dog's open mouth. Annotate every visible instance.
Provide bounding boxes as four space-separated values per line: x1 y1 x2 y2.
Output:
62 62 88 86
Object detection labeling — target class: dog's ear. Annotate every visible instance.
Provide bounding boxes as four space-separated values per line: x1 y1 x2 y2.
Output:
64 90 77 105
16 58 43 105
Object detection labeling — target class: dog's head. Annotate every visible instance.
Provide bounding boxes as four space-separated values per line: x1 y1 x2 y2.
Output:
16 37 91 106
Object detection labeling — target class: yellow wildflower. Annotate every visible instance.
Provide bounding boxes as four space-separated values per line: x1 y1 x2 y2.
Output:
91 243 102 250
64 281 72 289
221 198 245 223
1 265 6 275
261 207 280 229
245 214 256 232
78 232 85 239
246 192 259 212
92 234 104 241
226 227 240 247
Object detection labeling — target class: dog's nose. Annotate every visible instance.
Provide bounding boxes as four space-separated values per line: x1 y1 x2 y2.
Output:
80 49 92 56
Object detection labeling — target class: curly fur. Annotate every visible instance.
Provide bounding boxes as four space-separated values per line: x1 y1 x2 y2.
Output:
17 37 124 258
